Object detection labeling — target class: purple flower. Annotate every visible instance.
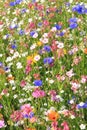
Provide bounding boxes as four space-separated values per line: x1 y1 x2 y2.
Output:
43 57 53 64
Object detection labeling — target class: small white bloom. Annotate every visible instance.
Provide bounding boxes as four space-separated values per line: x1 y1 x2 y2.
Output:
57 42 64 48
34 55 40 61
70 115 75 119
6 57 13 62
30 44 37 50
13 94 18 99
33 33 38 38
0 54 3 57
80 124 86 130
49 79 54 84
51 27 57 32
79 102 85 106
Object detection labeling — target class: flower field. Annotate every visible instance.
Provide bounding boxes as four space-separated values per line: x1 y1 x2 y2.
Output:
0 0 87 129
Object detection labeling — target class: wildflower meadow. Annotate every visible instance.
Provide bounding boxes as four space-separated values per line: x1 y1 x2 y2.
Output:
0 0 87 130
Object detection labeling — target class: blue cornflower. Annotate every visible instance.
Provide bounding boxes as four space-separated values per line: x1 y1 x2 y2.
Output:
59 32 65 36
30 31 36 37
69 17 78 23
55 24 62 30
72 4 87 14
69 22 78 29
4 67 9 71
43 57 53 64
10 1 16 6
9 24 18 29
34 80 42 86
15 0 22 4
43 45 51 52
21 8 26 14
77 102 87 109
29 112 34 118
23 114 29 118
11 44 17 49
38 22 42 27
19 30 24 35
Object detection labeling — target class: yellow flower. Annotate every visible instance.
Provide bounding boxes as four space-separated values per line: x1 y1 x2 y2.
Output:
37 41 43 46
27 56 33 61
63 49 67 54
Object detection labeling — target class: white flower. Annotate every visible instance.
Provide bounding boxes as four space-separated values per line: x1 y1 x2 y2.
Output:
0 54 3 57
9 80 15 85
30 44 37 50
6 57 13 62
9 49 14 54
80 124 86 130
34 55 40 61
49 79 54 84
70 100 74 104
16 62 22 69
57 42 64 49
21 52 28 57
69 0 73 3
41 38 48 43
79 102 85 106
70 115 75 119
28 18 32 22
33 33 38 38
8 62 13 67
12 51 20 59
43 33 48 38
51 27 57 32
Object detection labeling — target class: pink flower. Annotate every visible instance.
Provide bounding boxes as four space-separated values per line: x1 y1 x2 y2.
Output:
61 121 70 130
49 90 56 96
21 104 32 116
43 20 50 26
20 80 26 87
10 110 23 122
33 73 40 79
81 75 87 83
25 65 32 74
0 120 5 128
32 90 45 98
66 69 74 78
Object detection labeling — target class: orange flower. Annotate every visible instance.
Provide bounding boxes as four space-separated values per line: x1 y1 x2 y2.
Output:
0 68 5 74
84 48 87 54
48 110 60 121
0 95 2 100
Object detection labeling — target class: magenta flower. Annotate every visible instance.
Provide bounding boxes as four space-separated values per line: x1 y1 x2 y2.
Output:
21 104 32 117
20 80 26 87
25 65 32 74
32 90 46 98
0 120 5 128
